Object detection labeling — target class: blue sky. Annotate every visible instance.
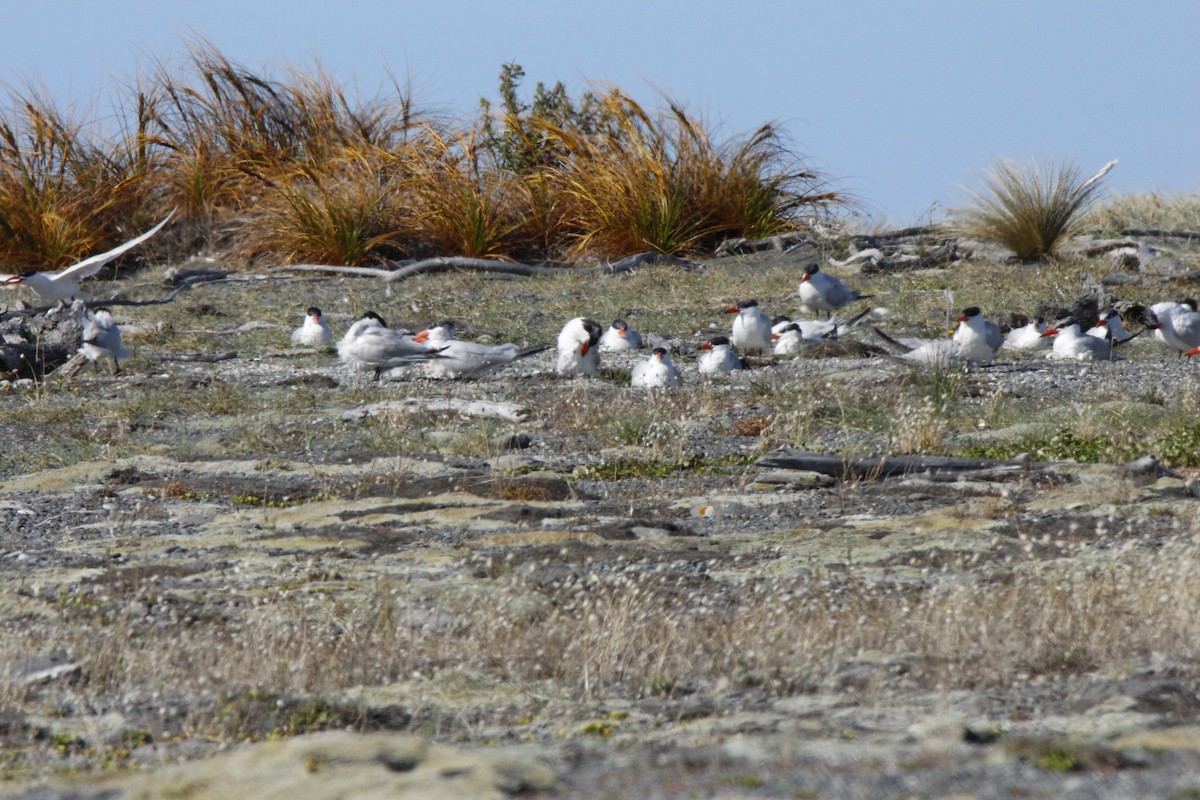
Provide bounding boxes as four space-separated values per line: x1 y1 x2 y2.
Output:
5 1 1198 224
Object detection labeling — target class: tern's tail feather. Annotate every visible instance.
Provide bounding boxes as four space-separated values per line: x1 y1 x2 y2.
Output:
871 326 911 354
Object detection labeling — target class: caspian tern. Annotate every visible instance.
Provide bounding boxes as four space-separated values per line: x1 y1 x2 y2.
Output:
772 306 872 341
951 307 1004 364
1002 317 1049 350
873 328 960 366
337 311 444 378
726 299 773 354
798 264 870 317
1087 309 1133 343
698 336 745 373
556 317 603 377
291 306 333 346
411 321 547 379
874 307 1002 366
599 319 643 351
77 307 132 373
1042 322 1112 361
772 322 819 356
1147 300 1200 357
631 347 682 388
2 210 176 303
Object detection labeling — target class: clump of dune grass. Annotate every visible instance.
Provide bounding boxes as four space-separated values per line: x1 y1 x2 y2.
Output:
951 158 1116 262
538 90 842 258
0 90 152 269
401 126 534 260
242 155 407 265
1087 190 1200 233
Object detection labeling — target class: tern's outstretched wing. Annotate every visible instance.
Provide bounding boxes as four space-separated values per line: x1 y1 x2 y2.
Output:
50 209 176 285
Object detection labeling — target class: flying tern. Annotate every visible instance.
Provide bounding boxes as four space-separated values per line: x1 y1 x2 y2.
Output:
2 210 176 303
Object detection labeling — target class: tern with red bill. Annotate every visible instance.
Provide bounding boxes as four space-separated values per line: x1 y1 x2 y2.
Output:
951 306 1004 363
556 317 603 377
772 322 823 355
2 210 176 303
412 320 547 379
874 306 1002 366
726 299 773 355
291 306 333 346
1042 321 1111 361
631 347 682 388
599 319 643 351
698 336 745 373
1003 317 1049 351
337 311 445 379
1146 300 1200 358
798 263 871 317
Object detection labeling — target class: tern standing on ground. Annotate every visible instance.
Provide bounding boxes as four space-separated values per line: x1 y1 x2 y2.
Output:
798 264 869 317
727 300 773 355
78 307 132 373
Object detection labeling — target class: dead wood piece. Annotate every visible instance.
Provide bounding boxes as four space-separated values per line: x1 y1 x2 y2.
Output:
847 225 944 246
756 449 1036 480
715 232 816 256
1121 228 1200 241
271 252 698 284
342 398 527 423
158 351 238 363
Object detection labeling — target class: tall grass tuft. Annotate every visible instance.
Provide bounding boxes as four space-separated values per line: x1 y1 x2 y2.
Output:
245 154 406 265
540 91 840 258
951 158 1116 262
403 126 533 260
1087 190 1200 233
0 90 150 269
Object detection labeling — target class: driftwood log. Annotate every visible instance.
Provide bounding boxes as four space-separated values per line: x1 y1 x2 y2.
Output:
342 398 527 424
756 449 1033 481
157 351 239 363
756 449 1176 482
270 252 699 284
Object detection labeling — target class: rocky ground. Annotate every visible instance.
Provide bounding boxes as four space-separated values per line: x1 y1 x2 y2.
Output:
4 239 1200 798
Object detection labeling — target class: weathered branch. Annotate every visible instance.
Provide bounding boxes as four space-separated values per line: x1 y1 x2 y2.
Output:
756 449 1033 480
1120 228 1200 241
157 351 238 363
270 252 699 284
342 398 527 423
756 449 1176 481
848 225 945 244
